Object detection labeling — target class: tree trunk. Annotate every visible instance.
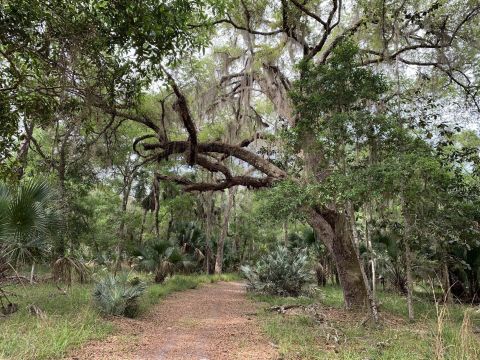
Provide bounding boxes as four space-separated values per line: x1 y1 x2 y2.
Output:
15 120 34 180
404 239 415 321
346 206 379 322
30 262 35 284
115 176 133 273
333 212 370 310
402 195 415 321
214 188 235 274
153 177 160 237
364 205 376 297
308 208 369 310
139 208 148 245
204 192 214 274
442 260 451 303
57 145 67 256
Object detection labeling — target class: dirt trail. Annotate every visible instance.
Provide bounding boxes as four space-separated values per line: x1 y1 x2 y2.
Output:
69 281 278 360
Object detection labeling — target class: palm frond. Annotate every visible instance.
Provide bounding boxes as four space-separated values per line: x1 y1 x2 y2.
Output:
93 273 146 317
0 179 60 265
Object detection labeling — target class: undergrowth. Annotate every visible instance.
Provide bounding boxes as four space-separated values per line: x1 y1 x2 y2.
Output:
252 286 480 359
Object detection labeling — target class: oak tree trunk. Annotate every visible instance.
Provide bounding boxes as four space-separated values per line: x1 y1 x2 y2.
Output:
309 209 369 310
333 212 369 310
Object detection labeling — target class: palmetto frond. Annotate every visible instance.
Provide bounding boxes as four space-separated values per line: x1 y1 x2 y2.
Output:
0 184 11 240
151 239 171 255
93 272 146 317
0 179 61 265
9 180 57 238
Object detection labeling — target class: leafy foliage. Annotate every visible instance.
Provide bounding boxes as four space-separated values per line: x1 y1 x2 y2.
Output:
241 246 311 296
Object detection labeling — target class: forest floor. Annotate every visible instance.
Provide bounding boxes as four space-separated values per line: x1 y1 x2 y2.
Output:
251 286 480 359
68 281 278 360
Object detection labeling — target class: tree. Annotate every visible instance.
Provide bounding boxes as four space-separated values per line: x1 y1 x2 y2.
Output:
120 0 479 311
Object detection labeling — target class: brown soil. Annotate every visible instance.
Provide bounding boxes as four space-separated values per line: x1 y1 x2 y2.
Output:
68 281 278 360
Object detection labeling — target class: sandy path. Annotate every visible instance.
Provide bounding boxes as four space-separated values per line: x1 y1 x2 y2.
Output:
69 281 278 360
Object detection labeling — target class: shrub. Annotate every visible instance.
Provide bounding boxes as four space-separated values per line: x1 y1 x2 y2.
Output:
92 273 146 318
241 246 311 296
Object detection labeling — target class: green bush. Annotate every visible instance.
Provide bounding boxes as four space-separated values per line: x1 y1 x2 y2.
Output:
241 246 311 296
92 273 146 318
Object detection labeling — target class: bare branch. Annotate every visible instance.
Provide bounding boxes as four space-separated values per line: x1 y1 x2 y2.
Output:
196 154 232 179
144 140 286 179
288 0 327 28
155 172 276 192
208 18 283 36
162 69 198 166
95 103 161 134
313 18 366 63
450 4 480 44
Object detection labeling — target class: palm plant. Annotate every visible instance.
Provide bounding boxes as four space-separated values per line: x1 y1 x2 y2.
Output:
0 179 60 282
173 222 205 267
242 245 312 296
134 239 192 283
93 272 146 317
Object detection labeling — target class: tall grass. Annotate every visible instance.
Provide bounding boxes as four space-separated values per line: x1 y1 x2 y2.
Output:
0 284 112 360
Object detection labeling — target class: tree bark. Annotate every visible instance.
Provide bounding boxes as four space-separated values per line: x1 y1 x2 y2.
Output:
308 209 369 309
333 212 369 310
15 120 34 180
346 205 379 322
364 205 376 297
56 136 68 256
214 188 235 274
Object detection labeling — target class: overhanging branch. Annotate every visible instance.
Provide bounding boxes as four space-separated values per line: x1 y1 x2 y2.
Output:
162 69 198 166
155 172 276 192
